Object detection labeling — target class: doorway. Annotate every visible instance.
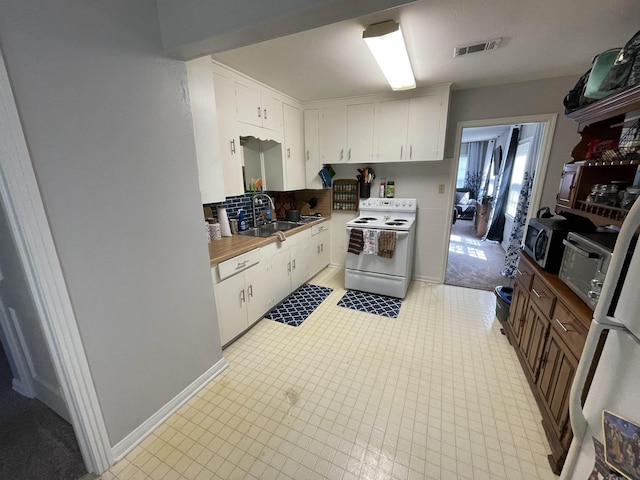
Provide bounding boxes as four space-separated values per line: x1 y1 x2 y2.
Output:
445 115 556 291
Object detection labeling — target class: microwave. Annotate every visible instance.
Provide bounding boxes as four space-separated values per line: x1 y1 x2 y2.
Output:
559 231 636 311
523 217 570 272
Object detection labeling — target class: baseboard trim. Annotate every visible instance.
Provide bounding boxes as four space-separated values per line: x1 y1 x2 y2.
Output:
12 378 34 398
111 357 229 461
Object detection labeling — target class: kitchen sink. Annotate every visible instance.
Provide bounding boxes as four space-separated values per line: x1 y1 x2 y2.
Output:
237 221 300 238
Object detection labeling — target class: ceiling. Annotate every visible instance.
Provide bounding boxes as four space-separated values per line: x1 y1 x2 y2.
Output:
461 125 511 143
213 0 640 102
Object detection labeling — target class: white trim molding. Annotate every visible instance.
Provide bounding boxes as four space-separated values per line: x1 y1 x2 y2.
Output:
112 358 229 461
0 50 113 472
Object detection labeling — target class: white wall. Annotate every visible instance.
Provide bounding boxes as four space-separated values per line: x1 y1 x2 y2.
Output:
0 0 223 446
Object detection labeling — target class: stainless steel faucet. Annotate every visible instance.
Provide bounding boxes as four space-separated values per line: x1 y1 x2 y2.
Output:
252 193 276 227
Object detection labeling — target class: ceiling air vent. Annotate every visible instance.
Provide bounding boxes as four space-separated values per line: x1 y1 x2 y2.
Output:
454 38 502 58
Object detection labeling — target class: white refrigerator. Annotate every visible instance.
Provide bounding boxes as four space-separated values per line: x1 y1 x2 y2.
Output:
561 199 640 480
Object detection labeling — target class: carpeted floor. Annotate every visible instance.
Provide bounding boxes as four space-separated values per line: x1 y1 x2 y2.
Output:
0 343 88 480
445 219 512 291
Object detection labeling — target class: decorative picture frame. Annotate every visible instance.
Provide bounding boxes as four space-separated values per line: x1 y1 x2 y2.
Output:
603 410 640 480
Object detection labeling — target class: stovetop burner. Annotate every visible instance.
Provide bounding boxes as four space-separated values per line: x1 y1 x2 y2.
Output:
353 220 369 224
385 221 405 226
360 217 378 221
392 219 408 222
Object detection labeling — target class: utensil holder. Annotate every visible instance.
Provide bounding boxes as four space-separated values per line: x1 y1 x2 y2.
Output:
359 182 371 199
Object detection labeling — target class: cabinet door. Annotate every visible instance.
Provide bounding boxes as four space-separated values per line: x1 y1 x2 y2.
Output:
236 82 262 127
556 164 580 208
283 103 305 190
508 283 529 343
213 272 248 346
308 229 329 279
536 329 578 446
213 73 244 197
261 93 283 132
289 241 309 291
304 109 322 189
347 103 375 163
520 302 550 381
185 58 226 203
244 263 273 325
270 248 293 305
320 105 347 164
375 99 409 162
407 94 445 161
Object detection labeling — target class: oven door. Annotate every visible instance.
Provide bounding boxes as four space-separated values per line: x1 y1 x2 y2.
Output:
559 236 610 308
345 228 410 277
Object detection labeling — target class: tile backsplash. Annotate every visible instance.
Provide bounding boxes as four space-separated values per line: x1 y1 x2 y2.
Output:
206 192 273 227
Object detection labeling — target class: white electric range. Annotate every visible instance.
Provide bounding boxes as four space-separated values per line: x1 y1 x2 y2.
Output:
345 198 417 299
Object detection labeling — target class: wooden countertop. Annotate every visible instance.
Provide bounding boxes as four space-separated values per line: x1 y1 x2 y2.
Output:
208 218 329 266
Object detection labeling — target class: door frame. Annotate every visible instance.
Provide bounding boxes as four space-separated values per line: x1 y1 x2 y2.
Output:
0 51 113 472
442 113 557 282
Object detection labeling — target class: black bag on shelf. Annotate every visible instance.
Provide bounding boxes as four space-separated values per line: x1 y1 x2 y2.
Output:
564 69 592 114
601 30 640 93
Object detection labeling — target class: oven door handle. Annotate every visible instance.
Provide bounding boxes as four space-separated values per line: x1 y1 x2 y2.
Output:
562 239 601 259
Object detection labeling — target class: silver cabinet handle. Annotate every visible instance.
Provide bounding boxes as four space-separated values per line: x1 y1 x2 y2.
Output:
263 108 267 120
230 139 236 154
516 268 523 276
317 245 320 254
555 318 569 332
287 147 290 158
410 145 413 159
340 149 344 161
257 106 261 118
236 260 248 269
348 148 351 160
292 259 296 270
321 244 324 252
532 288 541 298
400 145 403 159
248 285 253 298
240 289 246 303
287 261 291 273
306 150 310 161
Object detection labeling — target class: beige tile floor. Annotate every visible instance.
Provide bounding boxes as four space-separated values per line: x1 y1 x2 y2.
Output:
101 267 559 480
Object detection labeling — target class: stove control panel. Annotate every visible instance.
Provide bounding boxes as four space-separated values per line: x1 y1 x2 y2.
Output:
359 198 416 210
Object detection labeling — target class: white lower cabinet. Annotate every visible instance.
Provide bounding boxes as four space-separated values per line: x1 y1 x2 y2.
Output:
213 222 331 347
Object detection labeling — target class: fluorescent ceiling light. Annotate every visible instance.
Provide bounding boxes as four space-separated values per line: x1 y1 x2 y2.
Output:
363 20 415 91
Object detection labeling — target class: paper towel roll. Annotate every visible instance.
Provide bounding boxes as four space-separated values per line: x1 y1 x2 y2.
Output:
209 223 222 241
217 208 232 237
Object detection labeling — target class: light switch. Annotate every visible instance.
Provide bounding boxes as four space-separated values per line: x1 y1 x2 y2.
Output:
438 184 445 194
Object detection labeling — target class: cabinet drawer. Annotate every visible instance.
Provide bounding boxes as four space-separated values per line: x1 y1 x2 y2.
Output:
516 258 535 291
551 302 587 359
311 222 329 236
217 249 261 281
530 277 556 318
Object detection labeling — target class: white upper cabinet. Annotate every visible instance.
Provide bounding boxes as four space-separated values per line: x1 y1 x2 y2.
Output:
303 109 322 189
282 103 305 191
346 103 375 163
319 105 347 164
236 82 282 132
185 57 225 204
375 99 409 162
212 72 244 197
406 93 447 161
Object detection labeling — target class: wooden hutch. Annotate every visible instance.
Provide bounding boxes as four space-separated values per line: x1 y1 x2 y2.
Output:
504 84 640 474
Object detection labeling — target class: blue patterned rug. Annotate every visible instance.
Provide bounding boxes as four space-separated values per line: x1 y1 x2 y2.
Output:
265 284 333 327
337 290 402 318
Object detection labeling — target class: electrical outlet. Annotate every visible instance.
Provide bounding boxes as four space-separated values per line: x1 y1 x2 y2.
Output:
438 184 445 194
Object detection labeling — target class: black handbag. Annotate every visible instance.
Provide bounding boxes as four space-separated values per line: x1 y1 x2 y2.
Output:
601 30 640 93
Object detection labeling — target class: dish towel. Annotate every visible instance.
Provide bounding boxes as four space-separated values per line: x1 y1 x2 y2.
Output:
363 229 378 254
378 230 396 258
348 228 364 255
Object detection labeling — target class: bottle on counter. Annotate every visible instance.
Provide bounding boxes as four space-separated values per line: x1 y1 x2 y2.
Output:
379 178 386 198
386 180 395 198
238 209 247 231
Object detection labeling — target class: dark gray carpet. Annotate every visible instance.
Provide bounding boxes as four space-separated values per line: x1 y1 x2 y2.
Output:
0 343 87 480
445 220 511 291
